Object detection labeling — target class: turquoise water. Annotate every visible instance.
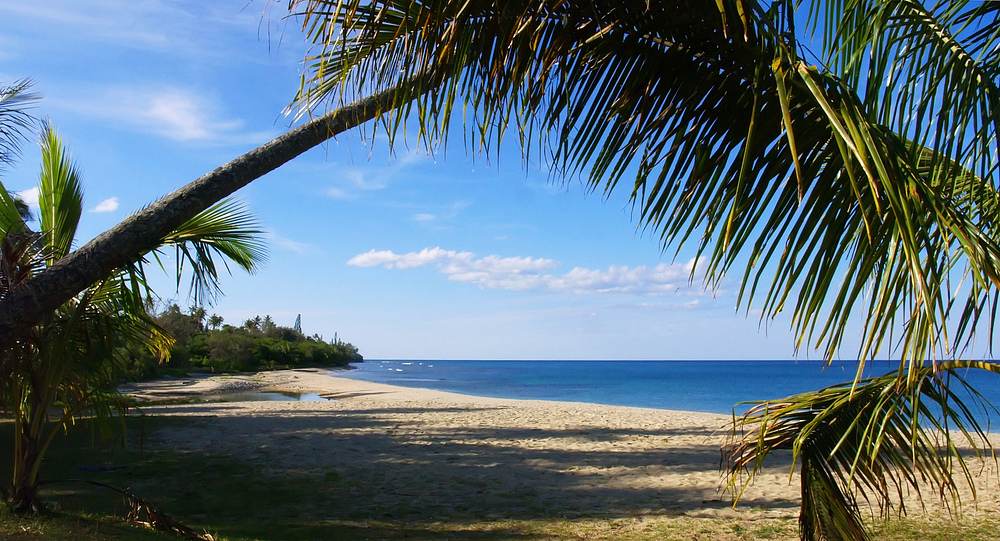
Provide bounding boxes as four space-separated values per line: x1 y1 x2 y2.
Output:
335 360 1000 425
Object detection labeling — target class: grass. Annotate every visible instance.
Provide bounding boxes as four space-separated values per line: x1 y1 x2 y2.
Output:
0 415 998 540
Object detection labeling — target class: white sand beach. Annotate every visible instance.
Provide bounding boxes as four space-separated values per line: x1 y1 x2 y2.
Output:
120 369 1000 525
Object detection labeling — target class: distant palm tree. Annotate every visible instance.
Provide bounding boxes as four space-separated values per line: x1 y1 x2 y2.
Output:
0 125 266 512
11 195 31 222
281 1 1000 539
208 314 224 330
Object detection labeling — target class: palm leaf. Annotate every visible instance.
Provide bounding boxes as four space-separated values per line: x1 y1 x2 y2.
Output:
814 1 1000 193
0 79 39 173
0 182 27 238
155 198 267 305
288 0 1000 370
37 125 84 265
726 365 998 541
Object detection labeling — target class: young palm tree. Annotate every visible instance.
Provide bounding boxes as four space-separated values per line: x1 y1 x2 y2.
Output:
0 125 266 512
279 0 1000 539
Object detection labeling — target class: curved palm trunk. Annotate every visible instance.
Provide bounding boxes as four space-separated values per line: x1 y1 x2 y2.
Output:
0 77 432 349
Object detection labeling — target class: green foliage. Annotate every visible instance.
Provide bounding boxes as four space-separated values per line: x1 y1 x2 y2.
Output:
726 364 999 541
288 0 1000 367
126 304 361 377
0 79 38 173
0 124 265 512
285 2 1000 540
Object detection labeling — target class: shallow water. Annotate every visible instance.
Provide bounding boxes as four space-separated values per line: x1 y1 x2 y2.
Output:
202 391 332 403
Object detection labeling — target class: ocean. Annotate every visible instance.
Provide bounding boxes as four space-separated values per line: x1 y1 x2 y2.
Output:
335 359 1000 425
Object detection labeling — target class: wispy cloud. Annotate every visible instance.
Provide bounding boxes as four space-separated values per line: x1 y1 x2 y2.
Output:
324 150 432 199
90 197 119 213
0 0 270 62
0 1 178 50
348 247 703 295
264 230 320 254
142 90 241 140
48 86 273 144
265 230 315 254
411 201 470 225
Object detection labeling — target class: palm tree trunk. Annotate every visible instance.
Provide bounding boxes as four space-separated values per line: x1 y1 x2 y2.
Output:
0 75 435 349
9 444 40 513
8 404 44 513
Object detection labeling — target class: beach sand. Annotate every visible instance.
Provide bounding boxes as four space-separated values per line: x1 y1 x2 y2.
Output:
120 368 1000 529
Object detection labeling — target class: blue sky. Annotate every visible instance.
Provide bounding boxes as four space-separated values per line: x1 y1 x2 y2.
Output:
0 0 857 360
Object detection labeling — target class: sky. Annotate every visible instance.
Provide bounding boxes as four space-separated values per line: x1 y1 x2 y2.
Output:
0 0 866 360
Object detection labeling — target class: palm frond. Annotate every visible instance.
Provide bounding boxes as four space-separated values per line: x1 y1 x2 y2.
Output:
288 0 1000 370
37 125 84 265
814 1 1000 217
0 79 39 173
155 198 267 305
725 365 998 541
0 181 28 238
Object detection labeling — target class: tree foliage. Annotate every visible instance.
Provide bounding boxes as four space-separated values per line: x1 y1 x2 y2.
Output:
0 124 265 512
285 1 1000 538
127 304 361 378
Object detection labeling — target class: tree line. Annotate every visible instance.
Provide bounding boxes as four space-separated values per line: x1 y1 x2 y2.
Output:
129 304 362 378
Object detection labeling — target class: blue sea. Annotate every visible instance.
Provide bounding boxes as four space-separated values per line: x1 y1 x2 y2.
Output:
336 359 1000 425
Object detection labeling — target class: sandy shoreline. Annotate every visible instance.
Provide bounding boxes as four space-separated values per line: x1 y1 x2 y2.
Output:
120 368 1000 524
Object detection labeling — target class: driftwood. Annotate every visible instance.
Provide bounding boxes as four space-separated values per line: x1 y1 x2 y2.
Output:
37 479 214 540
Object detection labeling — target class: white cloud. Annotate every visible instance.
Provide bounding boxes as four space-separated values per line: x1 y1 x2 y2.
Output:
0 0 267 61
14 187 39 210
142 90 239 140
348 247 475 270
90 197 119 213
413 213 436 223
0 1 177 50
348 247 704 296
326 187 354 200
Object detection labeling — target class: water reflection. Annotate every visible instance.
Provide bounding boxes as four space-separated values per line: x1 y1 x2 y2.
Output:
203 391 332 403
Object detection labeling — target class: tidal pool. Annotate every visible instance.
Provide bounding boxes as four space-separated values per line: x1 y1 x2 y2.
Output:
202 391 332 403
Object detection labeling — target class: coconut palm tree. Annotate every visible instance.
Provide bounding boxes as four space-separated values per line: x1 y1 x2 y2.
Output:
0 80 407 344
278 0 1000 539
0 3 996 535
0 125 266 512
208 314 224 331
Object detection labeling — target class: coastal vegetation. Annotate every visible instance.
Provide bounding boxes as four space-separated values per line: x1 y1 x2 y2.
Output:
129 304 361 378
0 88 266 512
